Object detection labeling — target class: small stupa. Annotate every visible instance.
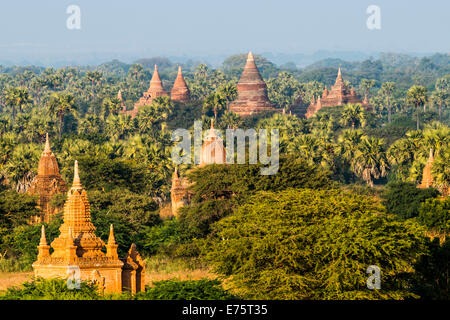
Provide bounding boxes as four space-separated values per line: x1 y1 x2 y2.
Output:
228 52 276 116
418 149 434 189
171 66 190 102
199 119 226 167
28 133 67 223
170 167 192 217
32 161 145 294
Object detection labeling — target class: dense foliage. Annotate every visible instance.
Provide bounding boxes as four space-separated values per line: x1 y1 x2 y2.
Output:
203 188 427 299
0 52 448 300
382 182 440 220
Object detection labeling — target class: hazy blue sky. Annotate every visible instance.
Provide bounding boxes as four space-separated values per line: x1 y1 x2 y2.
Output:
0 0 448 64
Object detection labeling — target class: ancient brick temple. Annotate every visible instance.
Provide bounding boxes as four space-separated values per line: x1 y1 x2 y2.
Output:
170 120 226 217
200 119 226 167
229 52 276 116
171 66 190 102
305 68 369 118
170 168 192 217
418 149 434 189
122 65 169 118
28 133 67 223
32 161 145 294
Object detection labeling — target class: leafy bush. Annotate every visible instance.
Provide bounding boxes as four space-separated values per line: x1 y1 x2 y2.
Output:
417 198 449 234
411 238 450 300
382 182 440 219
143 219 181 255
0 278 101 300
203 188 426 299
1 219 62 267
136 279 236 300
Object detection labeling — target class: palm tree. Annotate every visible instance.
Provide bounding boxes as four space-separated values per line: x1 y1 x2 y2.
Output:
337 129 365 163
380 82 395 124
105 114 133 140
339 103 366 130
219 111 242 129
3 86 31 123
353 137 389 186
432 77 449 122
203 92 227 120
406 85 428 131
46 92 77 137
359 79 376 100
5 143 40 192
217 83 237 111
85 71 102 102
432 147 450 193
101 97 122 119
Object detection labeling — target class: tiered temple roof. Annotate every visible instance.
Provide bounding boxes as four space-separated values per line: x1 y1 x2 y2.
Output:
33 161 145 294
305 68 369 118
171 66 190 102
124 65 169 117
28 133 67 223
229 52 276 116
418 149 434 189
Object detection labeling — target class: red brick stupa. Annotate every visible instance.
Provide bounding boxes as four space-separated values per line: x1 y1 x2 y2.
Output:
229 52 276 116
418 149 434 189
28 133 67 223
171 66 190 102
124 65 169 117
305 68 369 118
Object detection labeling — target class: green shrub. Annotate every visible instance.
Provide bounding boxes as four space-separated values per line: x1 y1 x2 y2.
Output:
0 278 101 300
135 279 237 300
417 198 450 234
382 182 439 219
204 188 426 299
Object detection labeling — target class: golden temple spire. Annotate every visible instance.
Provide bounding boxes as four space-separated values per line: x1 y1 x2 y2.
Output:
44 133 51 153
428 148 434 162
39 225 48 246
72 160 82 189
108 224 116 245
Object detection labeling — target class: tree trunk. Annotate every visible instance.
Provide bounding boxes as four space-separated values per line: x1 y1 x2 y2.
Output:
439 101 442 122
387 95 391 124
59 113 63 138
92 81 95 102
416 105 420 131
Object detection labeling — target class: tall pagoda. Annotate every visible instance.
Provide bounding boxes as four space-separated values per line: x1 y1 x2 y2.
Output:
32 161 145 294
171 66 190 102
124 65 169 117
28 133 67 223
229 52 276 116
305 68 370 118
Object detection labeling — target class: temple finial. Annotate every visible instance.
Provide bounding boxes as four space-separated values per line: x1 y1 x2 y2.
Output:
39 225 48 245
248 51 254 61
108 224 116 245
72 160 82 188
44 133 51 153
429 148 434 161
210 118 214 129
